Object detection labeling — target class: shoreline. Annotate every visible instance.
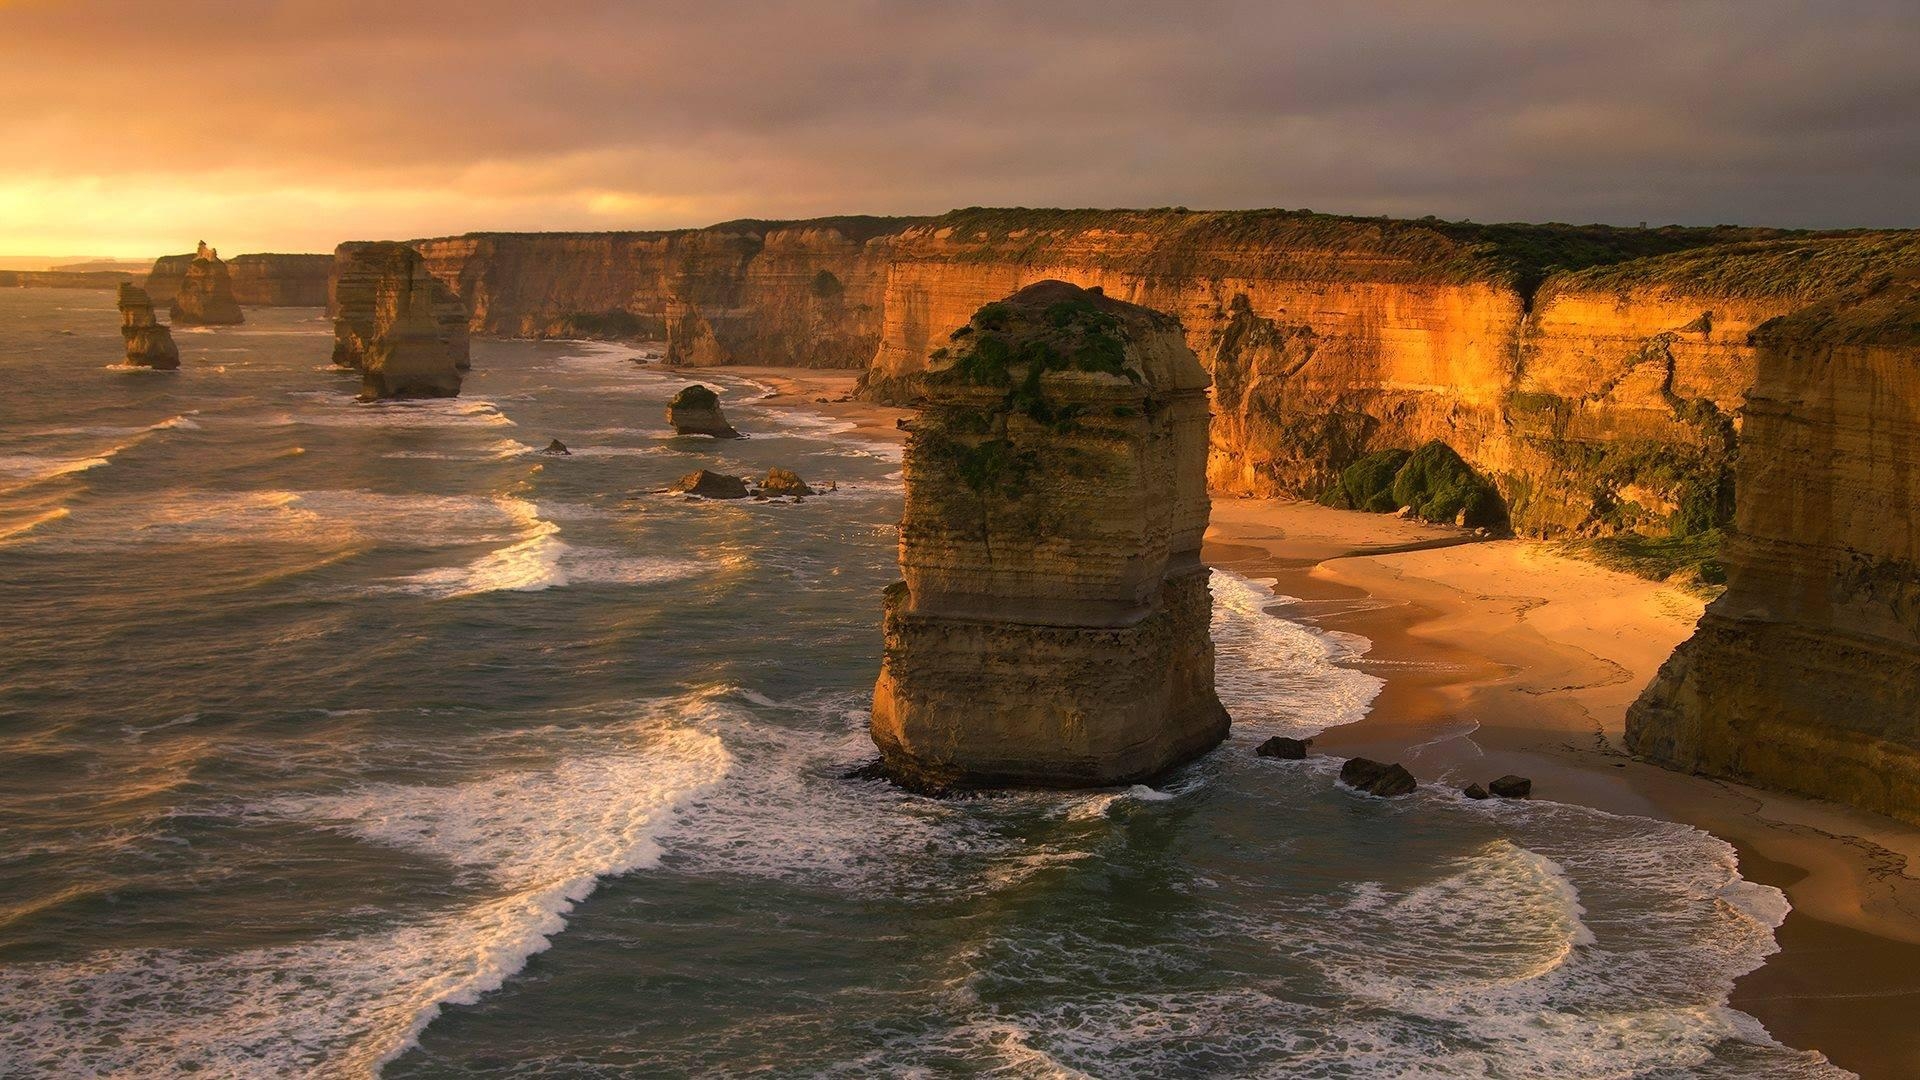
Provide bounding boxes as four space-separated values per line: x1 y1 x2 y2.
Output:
1204 499 1920 1080
716 363 1920 1078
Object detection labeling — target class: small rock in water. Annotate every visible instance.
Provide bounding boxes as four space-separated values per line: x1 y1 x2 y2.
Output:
1463 782 1490 800
671 469 750 499
1255 735 1309 760
543 438 571 455
760 467 815 496
1489 774 1533 798
1339 757 1417 797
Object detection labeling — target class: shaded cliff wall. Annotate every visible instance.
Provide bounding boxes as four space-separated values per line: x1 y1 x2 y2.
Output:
330 242 469 400
148 252 331 305
1627 274 1920 824
403 217 912 366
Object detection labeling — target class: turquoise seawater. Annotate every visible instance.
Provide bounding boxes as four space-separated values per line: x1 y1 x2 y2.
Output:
0 288 1845 1078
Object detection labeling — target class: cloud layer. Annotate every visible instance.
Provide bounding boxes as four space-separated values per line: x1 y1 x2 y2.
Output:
4 0 1917 254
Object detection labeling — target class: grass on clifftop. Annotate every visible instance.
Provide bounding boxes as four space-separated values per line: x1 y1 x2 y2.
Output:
1538 232 1920 303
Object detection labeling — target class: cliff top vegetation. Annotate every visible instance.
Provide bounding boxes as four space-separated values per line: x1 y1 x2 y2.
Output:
1540 232 1920 305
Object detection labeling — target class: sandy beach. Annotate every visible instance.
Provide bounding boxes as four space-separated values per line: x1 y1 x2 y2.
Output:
730 367 1920 1078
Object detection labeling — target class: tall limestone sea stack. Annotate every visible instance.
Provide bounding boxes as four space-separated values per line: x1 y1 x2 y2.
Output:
330 242 469 400
116 283 179 370
167 242 244 325
1627 273 1920 824
871 281 1228 789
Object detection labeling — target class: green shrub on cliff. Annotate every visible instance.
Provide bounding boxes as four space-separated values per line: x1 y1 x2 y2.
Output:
669 384 721 410
1318 449 1412 512
1391 442 1505 527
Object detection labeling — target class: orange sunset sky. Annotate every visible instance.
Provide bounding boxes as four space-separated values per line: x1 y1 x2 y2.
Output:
4 0 1918 257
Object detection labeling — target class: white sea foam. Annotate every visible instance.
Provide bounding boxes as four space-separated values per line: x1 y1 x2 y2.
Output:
1208 570 1384 740
0 706 732 1079
387 497 705 598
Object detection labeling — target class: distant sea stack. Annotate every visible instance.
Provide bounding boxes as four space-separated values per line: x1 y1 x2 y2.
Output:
666 384 742 438
166 242 245 325
116 283 180 370
870 281 1228 789
330 242 469 400
147 250 330 306
1627 273 1920 825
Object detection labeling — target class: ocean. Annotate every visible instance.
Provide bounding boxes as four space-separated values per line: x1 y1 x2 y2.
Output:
0 287 1845 1078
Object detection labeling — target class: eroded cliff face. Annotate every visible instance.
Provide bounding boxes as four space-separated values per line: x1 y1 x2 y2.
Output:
1627 274 1920 824
404 218 909 366
167 243 244 325
330 242 469 400
871 282 1228 789
863 213 1912 537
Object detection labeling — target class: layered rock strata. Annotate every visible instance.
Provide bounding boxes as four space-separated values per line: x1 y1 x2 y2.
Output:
116 284 179 370
166 242 244 325
330 243 468 400
1627 274 1920 824
871 282 1228 789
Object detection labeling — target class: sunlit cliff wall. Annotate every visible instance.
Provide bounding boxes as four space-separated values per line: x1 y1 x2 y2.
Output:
1627 273 1920 824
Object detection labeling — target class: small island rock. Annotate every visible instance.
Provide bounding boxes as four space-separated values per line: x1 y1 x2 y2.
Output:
167 242 244 326
543 439 571 456
672 469 750 499
760 467 814 496
667 385 742 438
1489 775 1533 799
1255 736 1309 760
1463 782 1490 800
1340 757 1417 797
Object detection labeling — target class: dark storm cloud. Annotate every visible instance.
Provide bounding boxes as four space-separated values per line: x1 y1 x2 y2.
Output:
2 0 1916 251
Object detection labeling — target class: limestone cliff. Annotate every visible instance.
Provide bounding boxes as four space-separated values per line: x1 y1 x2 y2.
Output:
871 282 1228 789
116 283 179 370
167 242 244 325
404 217 909 366
1626 273 1920 824
358 209 1916 539
330 242 468 400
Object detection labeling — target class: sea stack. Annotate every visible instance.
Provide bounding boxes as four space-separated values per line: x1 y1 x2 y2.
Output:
1627 273 1920 825
116 283 180 370
329 242 469 400
871 281 1228 789
166 242 244 325
666 384 742 438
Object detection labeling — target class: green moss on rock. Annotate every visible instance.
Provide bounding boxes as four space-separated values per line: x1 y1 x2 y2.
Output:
1392 442 1505 527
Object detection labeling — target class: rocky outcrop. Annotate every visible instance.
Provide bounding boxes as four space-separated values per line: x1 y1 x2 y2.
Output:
665 385 741 438
330 242 468 400
870 282 1229 789
166 242 244 325
759 467 813 496
1340 757 1417 797
116 284 179 370
1627 273 1920 825
671 469 749 499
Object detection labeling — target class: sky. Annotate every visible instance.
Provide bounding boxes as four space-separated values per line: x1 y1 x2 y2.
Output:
3 0 1917 257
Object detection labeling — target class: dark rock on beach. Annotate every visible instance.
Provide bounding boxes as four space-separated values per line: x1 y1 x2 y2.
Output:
1489 774 1533 799
1463 782 1490 800
1255 735 1309 760
1340 757 1417 797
